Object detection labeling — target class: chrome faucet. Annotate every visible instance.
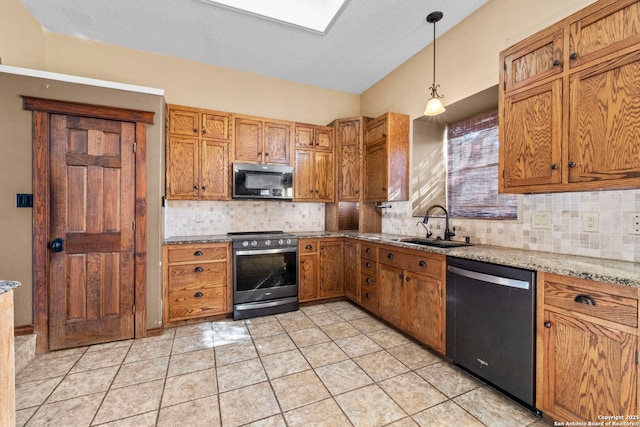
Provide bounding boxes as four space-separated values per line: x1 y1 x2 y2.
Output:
421 204 456 241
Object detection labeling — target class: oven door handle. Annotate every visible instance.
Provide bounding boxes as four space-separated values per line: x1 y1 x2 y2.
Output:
235 248 297 256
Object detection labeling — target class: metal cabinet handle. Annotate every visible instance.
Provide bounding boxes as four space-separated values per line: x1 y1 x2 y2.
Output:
365 261 371 267
305 244 313 250
387 253 394 260
48 238 65 253
570 52 578 60
568 161 577 168
405 276 411 282
574 294 596 306
365 248 371 254
365 293 371 299
202 128 207 134
194 251 203 256
365 277 372 283
550 164 558 170
552 59 560 66
265 152 269 156
399 274 403 280
193 128 198 133
544 321 551 328
194 266 204 272
194 292 204 298
418 260 427 268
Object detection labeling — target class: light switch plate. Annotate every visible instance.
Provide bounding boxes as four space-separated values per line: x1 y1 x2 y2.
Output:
531 211 552 229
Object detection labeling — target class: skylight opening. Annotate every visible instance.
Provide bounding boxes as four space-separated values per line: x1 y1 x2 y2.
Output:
205 0 349 33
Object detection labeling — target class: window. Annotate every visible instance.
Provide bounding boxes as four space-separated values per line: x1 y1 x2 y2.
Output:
447 110 517 219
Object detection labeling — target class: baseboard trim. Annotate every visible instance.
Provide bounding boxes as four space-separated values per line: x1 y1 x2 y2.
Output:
145 326 164 337
14 325 34 336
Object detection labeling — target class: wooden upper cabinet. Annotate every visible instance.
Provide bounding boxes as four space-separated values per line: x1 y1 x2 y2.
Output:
568 0 640 68
233 114 293 165
293 123 335 202
500 79 563 190
363 112 409 202
166 105 230 200
295 123 334 151
499 0 640 194
503 29 564 93
335 118 362 201
568 49 640 185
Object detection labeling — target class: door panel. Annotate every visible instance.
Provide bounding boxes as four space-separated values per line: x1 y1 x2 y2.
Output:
49 114 135 350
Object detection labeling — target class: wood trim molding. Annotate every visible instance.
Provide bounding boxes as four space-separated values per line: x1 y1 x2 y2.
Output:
14 325 34 336
145 327 164 338
28 98 153 354
22 96 155 124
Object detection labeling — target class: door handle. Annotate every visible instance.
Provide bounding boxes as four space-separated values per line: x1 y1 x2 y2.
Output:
48 238 64 253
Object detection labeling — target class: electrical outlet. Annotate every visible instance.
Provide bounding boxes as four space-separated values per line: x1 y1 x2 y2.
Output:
627 213 640 235
531 211 552 229
195 211 204 223
582 212 599 232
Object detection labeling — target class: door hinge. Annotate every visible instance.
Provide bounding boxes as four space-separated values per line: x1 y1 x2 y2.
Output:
133 142 137 153
132 304 136 314
132 220 136 231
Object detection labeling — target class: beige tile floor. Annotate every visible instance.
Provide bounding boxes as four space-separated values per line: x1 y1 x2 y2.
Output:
15 300 551 426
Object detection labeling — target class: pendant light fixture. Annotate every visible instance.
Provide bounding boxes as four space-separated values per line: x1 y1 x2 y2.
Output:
424 11 445 116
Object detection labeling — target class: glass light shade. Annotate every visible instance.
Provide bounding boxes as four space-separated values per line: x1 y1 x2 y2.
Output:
424 96 446 116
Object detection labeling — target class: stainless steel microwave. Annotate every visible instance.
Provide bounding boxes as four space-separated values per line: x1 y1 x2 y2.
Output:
232 163 294 200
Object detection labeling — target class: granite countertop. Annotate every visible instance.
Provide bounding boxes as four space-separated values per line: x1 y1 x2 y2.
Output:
0 280 21 295
164 232 640 288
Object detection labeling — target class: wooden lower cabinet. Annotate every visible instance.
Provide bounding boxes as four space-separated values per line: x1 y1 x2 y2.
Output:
343 239 360 302
378 263 404 328
163 243 231 323
298 238 344 302
404 272 444 351
538 272 639 422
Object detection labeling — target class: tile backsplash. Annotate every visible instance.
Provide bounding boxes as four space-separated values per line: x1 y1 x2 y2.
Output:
383 189 640 262
164 200 325 237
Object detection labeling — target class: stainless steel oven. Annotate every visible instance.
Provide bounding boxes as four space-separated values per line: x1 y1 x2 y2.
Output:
229 231 298 320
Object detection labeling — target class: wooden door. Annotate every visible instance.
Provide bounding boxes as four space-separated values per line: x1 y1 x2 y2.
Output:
167 107 200 137
343 240 359 302
264 121 291 165
337 119 361 201
378 264 403 327
166 137 199 199
294 150 314 200
200 140 229 200
49 114 136 350
364 142 388 202
201 112 230 140
319 239 344 298
500 79 563 190
295 125 314 148
298 252 318 302
404 273 444 352
314 151 334 202
543 310 637 421
234 117 262 163
314 127 334 151
568 50 640 185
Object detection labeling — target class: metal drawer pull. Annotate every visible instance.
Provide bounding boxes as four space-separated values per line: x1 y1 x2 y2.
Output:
194 251 203 256
194 292 204 298
365 278 372 283
306 245 313 250
574 294 596 306
365 248 371 254
365 293 371 299
418 260 427 267
387 253 394 260
365 262 371 267
544 321 551 328
194 266 203 272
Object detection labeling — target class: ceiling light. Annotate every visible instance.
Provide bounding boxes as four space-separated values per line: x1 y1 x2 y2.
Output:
424 11 446 116
205 0 349 33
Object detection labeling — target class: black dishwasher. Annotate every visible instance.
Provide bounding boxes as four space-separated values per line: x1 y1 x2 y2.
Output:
446 257 538 413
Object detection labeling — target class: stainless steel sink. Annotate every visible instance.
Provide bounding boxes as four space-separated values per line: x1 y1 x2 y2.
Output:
400 238 472 248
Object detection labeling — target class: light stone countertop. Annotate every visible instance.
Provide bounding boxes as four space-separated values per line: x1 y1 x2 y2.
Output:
164 232 640 288
0 280 21 295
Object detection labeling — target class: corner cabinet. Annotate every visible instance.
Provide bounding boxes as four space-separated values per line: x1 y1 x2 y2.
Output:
499 0 640 194
232 114 293 165
538 272 639 422
166 105 230 200
364 112 410 202
163 243 232 323
293 123 335 202
298 238 344 302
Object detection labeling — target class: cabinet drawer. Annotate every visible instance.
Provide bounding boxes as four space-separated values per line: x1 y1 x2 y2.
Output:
361 258 377 274
360 289 378 313
361 245 377 260
168 263 227 291
167 244 227 263
544 277 638 328
378 248 444 278
168 287 226 320
365 119 387 145
361 274 376 290
299 239 318 253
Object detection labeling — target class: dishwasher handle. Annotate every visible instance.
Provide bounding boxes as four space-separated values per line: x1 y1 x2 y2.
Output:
447 265 530 290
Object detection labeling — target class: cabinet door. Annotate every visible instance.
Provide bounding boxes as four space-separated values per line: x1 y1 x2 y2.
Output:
234 117 262 163
568 0 640 69
264 121 291 165
568 50 640 185
314 126 334 151
314 151 334 202
543 310 637 421
343 240 360 302
295 125 314 149
404 272 444 353
168 108 200 137
500 79 563 190
202 113 230 140
503 29 563 93
294 150 314 200
298 252 318 302
200 140 229 200
336 119 361 201
166 137 199 199
364 143 388 201
319 239 344 298
378 264 404 328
